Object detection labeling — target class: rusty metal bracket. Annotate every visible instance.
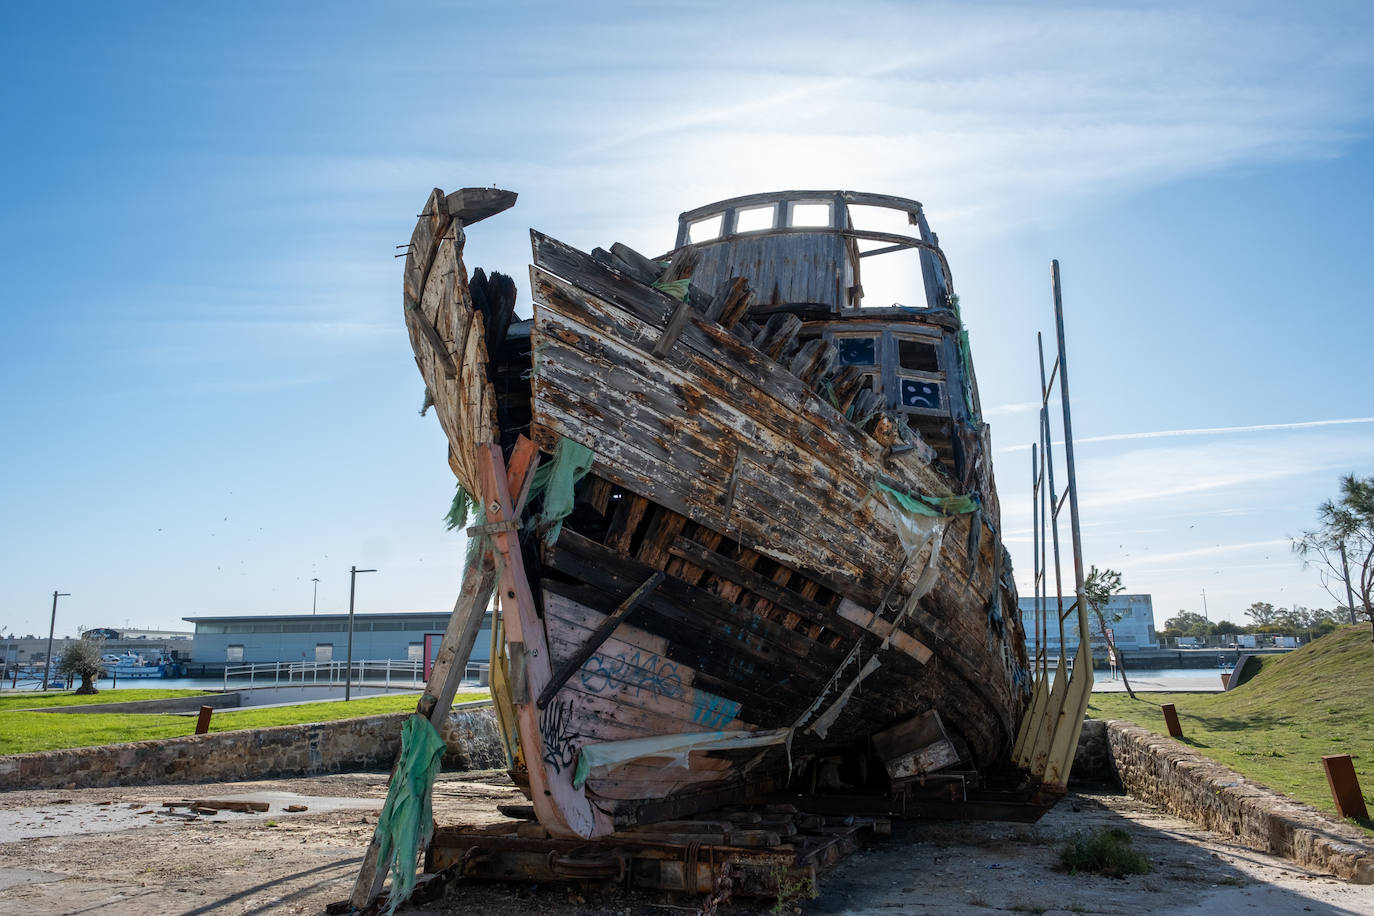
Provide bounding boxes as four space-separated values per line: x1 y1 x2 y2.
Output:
466 520 520 537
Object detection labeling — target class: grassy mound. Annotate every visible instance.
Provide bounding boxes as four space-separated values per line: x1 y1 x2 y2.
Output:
0 691 490 755
1090 625 1373 830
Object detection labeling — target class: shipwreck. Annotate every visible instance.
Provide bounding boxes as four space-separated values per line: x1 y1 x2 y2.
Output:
351 187 1098 907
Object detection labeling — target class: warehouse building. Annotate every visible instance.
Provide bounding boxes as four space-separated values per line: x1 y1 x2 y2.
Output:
183 611 492 667
1017 593 1156 656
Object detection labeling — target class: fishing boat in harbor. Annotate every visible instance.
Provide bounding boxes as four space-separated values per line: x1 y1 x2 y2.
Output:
402 187 1039 841
101 651 182 679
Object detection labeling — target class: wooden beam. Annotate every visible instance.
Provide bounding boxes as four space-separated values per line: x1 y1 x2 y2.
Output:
351 440 538 909
536 571 665 709
407 299 458 378
651 299 693 358
667 537 866 642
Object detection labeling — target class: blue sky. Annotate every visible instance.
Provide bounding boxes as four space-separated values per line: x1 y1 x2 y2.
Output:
2 1 1371 636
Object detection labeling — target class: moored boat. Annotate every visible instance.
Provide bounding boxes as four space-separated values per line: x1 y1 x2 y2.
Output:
404 187 1031 839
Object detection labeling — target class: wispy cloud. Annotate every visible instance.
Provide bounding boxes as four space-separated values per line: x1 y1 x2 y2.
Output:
984 401 1041 418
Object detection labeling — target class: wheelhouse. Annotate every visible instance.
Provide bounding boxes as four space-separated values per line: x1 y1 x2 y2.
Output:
673 190 982 472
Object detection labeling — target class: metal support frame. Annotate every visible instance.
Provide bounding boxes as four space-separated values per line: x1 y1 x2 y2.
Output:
1012 261 1093 791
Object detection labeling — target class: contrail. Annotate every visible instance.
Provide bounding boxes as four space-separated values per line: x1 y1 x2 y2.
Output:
999 417 1374 452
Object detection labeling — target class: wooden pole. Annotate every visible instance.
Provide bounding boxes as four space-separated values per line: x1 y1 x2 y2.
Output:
195 706 214 735
349 438 538 911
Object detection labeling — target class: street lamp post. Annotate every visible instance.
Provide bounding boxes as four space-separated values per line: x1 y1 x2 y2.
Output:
42 590 70 690
344 566 376 701
311 578 320 615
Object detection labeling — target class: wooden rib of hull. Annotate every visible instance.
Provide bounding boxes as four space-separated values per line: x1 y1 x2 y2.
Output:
405 187 1029 837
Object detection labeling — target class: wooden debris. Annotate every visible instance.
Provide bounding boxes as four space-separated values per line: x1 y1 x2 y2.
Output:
163 799 269 813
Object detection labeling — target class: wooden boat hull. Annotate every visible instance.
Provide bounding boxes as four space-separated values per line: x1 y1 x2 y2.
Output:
403 187 1029 839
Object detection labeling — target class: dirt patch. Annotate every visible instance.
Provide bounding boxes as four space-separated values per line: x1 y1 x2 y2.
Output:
2 774 1372 915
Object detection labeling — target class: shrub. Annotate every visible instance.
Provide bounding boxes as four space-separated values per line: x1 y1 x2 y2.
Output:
1057 827 1151 878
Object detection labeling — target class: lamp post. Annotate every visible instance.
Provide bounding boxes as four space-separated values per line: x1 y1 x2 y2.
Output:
311 578 320 615
344 566 376 701
42 590 70 690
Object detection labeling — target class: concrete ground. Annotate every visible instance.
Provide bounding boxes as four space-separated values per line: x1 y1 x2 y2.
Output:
1092 674 1226 692
0 772 1371 915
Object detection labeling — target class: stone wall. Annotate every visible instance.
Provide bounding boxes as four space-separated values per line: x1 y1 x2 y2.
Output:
1105 720 1374 884
0 702 504 792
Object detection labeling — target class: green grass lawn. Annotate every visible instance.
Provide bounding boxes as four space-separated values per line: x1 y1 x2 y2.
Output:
1090 625 1374 831
0 690 490 755
0 689 213 712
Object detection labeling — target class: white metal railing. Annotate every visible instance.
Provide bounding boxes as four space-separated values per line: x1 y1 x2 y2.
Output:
221 658 490 692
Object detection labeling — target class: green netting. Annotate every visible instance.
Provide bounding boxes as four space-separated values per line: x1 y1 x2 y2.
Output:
957 328 980 423
526 437 595 547
876 481 980 518
948 294 981 425
376 714 447 915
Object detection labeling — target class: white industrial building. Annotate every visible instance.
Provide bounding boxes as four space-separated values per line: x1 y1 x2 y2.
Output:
1018 593 1156 656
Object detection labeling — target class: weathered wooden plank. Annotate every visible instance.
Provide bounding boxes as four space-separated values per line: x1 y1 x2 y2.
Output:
542 580 802 726
667 537 866 643
606 493 650 555
546 534 837 706
529 260 953 527
530 302 904 595
538 572 665 709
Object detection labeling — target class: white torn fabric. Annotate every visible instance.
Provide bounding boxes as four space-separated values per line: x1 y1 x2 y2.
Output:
573 728 789 788
807 655 882 739
873 492 949 605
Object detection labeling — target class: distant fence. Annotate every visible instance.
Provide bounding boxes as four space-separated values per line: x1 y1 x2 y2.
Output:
222 658 490 692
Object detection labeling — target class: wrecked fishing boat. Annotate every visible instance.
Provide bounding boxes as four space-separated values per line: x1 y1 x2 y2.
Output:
403 187 1030 841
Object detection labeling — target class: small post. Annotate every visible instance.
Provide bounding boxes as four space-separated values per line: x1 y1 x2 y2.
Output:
195 706 214 736
1160 704 1184 738
1322 754 1369 820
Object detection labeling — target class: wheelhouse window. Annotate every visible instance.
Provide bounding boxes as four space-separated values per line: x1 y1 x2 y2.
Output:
688 214 722 243
898 378 942 411
897 337 940 372
836 336 878 366
736 205 776 233
789 201 831 228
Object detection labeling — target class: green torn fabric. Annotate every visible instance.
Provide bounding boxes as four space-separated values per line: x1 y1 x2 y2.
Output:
651 277 691 302
525 437 595 547
376 714 447 915
876 481 980 518
444 484 474 532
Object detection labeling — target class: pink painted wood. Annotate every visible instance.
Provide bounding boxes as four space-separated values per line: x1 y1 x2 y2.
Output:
476 442 614 839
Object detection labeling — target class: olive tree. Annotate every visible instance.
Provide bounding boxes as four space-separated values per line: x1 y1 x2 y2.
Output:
57 638 105 695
